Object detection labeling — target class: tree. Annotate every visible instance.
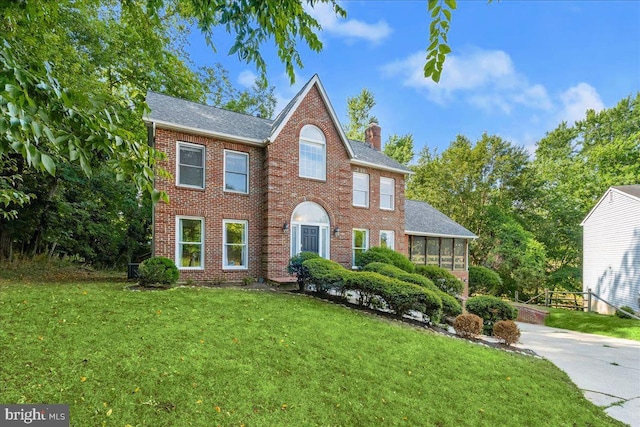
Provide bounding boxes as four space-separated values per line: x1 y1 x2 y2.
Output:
344 88 377 141
383 134 415 165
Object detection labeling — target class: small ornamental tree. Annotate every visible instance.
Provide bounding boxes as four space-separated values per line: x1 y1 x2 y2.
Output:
468 265 503 296
138 257 179 288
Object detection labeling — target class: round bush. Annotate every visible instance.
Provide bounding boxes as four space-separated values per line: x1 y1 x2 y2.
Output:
454 314 483 339
466 295 518 335
615 305 636 319
302 258 348 294
493 320 521 346
138 256 179 288
468 265 502 296
356 247 415 273
416 265 463 296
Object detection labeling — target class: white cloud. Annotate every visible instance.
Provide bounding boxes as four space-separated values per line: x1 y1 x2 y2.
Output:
237 70 257 88
380 48 553 113
557 83 604 124
306 2 391 43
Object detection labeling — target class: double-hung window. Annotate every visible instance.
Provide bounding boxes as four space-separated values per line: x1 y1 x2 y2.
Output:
352 229 369 267
299 125 326 180
176 217 204 269
224 150 249 193
177 142 205 188
353 172 369 207
380 177 395 210
223 220 248 269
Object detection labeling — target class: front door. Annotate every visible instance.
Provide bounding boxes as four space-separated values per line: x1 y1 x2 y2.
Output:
301 225 319 254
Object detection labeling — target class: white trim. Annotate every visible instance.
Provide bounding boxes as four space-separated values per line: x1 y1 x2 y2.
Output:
380 177 395 210
352 172 369 207
405 230 478 239
269 75 355 158
176 216 205 270
581 186 640 226
146 119 266 146
176 141 205 189
350 159 412 175
223 149 249 194
290 202 331 259
222 219 249 270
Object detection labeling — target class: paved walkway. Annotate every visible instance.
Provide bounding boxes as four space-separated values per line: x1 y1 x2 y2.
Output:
515 322 640 427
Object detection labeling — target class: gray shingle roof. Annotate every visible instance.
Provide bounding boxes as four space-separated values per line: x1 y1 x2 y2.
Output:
349 139 411 173
613 184 640 199
405 199 477 238
145 91 273 142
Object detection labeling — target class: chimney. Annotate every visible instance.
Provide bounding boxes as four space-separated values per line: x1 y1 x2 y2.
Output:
364 121 381 151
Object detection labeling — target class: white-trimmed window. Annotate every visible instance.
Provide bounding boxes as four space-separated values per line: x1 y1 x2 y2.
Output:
299 125 326 180
352 229 369 267
176 217 204 269
224 150 249 193
380 230 395 250
177 142 205 188
223 220 248 269
353 172 369 207
380 177 395 210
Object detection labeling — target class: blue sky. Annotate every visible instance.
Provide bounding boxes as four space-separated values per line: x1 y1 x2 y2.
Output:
187 1 640 158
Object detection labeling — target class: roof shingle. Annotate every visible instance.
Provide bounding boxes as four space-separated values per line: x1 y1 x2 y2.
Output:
405 199 477 238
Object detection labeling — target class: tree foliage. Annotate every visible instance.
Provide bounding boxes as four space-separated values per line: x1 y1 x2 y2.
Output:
345 88 377 141
383 134 415 165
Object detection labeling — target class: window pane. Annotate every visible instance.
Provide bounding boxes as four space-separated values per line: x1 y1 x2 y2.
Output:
354 230 366 248
300 125 325 142
454 239 465 270
224 221 247 268
299 141 325 179
181 219 202 242
380 231 394 250
225 245 245 267
179 165 203 187
180 147 203 166
411 236 426 264
380 178 394 209
180 244 202 267
225 172 247 193
441 238 453 269
353 191 367 207
226 152 247 173
291 202 329 223
427 238 440 265
225 222 245 244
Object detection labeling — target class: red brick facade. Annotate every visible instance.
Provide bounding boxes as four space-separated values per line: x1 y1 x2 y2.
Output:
152 84 406 282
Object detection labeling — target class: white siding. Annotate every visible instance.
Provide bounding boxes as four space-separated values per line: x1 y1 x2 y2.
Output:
582 189 640 314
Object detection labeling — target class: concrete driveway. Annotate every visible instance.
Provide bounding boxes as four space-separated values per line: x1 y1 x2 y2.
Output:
515 322 640 427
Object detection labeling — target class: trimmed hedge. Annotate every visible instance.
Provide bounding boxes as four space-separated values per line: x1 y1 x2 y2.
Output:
355 247 415 273
466 295 518 335
138 256 179 288
468 265 502 296
415 265 463 296
302 258 349 294
364 262 461 318
287 251 321 290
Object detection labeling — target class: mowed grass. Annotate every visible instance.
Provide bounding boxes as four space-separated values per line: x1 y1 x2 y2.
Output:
0 282 626 427
546 307 640 341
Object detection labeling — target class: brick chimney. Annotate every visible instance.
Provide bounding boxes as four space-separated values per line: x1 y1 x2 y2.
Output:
364 121 381 151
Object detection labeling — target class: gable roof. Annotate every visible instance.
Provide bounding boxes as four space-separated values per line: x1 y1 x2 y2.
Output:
405 199 477 239
145 75 411 174
581 184 640 226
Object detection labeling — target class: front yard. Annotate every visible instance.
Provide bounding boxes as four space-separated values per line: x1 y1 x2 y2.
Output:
0 278 625 426
545 307 640 341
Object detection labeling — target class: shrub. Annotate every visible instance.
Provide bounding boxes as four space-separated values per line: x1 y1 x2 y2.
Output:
344 271 388 307
466 295 518 335
415 265 463 296
302 258 348 294
356 247 415 273
493 320 521 345
364 262 460 319
287 252 321 290
468 265 502 296
138 257 179 288
453 314 483 339
615 305 636 319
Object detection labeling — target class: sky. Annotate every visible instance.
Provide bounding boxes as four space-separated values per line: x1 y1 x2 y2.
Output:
187 1 640 158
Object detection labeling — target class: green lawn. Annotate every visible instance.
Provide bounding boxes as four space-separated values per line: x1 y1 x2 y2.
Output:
545 307 640 341
0 280 626 427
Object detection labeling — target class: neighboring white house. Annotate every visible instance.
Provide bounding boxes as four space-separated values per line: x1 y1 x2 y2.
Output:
581 185 640 315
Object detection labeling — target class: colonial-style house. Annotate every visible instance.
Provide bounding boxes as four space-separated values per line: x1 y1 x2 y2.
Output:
144 75 476 294
581 185 640 314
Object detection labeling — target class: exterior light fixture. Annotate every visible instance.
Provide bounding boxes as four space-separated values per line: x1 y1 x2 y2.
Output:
333 227 340 236
283 222 289 232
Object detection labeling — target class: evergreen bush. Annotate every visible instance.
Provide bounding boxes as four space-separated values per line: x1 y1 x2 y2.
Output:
468 265 502 296
302 258 348 294
138 256 179 288
453 314 483 339
615 305 636 319
493 320 521 345
416 265 463 295
287 251 321 290
466 295 518 335
355 247 415 273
